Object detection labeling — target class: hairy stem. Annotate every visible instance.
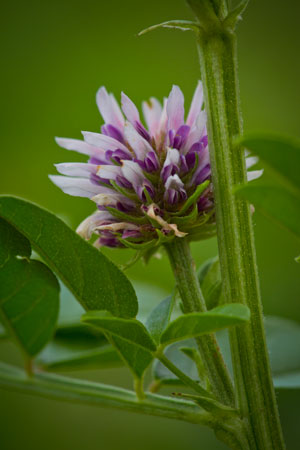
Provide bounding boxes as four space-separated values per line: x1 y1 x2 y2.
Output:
194 23 285 450
165 238 234 407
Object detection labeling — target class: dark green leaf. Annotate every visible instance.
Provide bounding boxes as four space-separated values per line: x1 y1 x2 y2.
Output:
0 196 138 318
0 258 59 357
146 296 173 344
236 184 300 240
160 304 250 346
109 336 153 379
0 218 31 264
82 312 157 352
198 257 223 309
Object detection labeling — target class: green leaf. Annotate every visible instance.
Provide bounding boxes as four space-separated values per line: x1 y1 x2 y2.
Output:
198 257 223 309
109 336 153 379
265 317 300 389
146 296 174 344
0 220 59 358
37 338 122 372
160 304 250 346
236 184 300 240
236 134 300 242
82 312 157 352
173 181 210 216
138 20 200 36
0 196 138 318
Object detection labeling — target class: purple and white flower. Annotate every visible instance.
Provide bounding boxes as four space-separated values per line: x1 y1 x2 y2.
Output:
50 83 261 249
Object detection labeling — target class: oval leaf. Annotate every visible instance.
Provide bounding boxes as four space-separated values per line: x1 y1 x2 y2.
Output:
0 196 138 318
145 296 173 344
160 304 250 346
82 312 157 352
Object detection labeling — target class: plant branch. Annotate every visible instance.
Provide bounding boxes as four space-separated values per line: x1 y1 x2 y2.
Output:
0 362 214 426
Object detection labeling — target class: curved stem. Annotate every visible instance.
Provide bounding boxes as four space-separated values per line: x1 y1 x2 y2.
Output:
0 362 214 426
165 238 235 407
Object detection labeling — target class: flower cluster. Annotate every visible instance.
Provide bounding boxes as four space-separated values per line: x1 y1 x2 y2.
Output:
50 83 260 250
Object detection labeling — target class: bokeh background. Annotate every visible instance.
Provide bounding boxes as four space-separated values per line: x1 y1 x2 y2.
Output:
0 0 299 449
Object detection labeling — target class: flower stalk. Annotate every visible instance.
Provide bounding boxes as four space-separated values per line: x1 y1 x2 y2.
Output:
186 1 285 448
165 238 234 407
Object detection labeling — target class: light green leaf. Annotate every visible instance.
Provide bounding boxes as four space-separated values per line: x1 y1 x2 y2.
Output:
82 312 157 352
138 20 200 36
0 219 59 358
160 304 250 346
223 0 249 29
0 196 138 318
146 296 173 344
198 256 223 309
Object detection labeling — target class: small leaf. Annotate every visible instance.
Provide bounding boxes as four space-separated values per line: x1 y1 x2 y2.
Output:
223 0 249 29
0 196 138 318
0 253 59 358
160 304 250 346
146 296 174 344
198 256 223 309
82 312 157 352
138 20 200 36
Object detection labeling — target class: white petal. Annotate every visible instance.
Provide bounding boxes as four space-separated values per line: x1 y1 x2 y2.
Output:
165 174 184 190
124 121 153 160
55 137 105 159
247 170 264 181
183 111 207 154
121 92 141 125
121 160 145 187
96 87 124 130
142 97 162 136
92 192 134 207
77 211 114 239
82 131 129 153
55 163 98 177
49 175 102 197
246 156 259 169
167 85 185 131
164 147 180 167
97 165 122 180
96 222 139 232
186 81 204 128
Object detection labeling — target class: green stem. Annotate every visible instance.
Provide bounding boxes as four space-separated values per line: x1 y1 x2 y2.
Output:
157 352 213 398
194 22 285 450
0 362 213 426
165 238 234 407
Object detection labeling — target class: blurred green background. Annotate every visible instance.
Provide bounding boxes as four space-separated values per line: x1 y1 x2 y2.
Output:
0 0 299 449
